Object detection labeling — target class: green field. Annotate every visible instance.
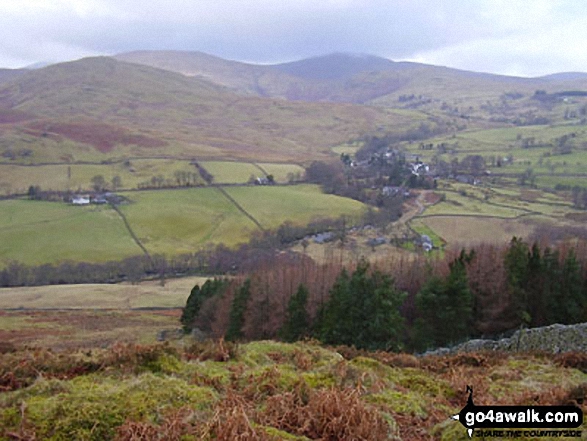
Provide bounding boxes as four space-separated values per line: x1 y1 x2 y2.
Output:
0 200 141 266
0 159 308 194
256 162 305 182
199 161 262 184
119 187 257 255
224 184 367 230
399 122 587 191
0 185 369 266
0 159 205 194
121 185 368 255
421 191 530 218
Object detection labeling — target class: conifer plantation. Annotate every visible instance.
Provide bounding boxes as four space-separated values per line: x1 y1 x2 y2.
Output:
184 238 587 352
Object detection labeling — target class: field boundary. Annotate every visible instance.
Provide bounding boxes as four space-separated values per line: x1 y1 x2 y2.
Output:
415 212 538 220
214 187 265 231
252 163 268 176
110 204 153 262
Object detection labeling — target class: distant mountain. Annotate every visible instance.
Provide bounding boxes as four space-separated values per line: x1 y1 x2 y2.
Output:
114 50 413 103
115 50 577 107
114 50 277 96
539 72 587 82
23 61 53 70
0 57 415 162
271 53 411 80
0 68 27 85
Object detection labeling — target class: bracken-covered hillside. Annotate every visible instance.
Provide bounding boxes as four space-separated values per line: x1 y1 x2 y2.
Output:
0 340 585 440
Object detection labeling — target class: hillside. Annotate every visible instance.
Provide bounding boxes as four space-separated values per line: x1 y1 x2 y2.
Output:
113 50 587 130
272 53 409 80
0 57 418 163
115 50 412 103
0 337 585 440
113 50 577 106
0 68 26 85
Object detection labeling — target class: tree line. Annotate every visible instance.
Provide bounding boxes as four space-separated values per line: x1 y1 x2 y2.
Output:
0 216 366 287
181 238 587 352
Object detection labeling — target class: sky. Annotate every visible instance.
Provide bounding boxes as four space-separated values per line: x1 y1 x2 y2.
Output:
1 0 587 77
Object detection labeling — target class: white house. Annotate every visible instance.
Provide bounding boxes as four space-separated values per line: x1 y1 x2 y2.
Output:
71 195 90 205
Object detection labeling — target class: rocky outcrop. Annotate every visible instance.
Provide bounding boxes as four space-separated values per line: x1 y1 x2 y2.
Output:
424 323 587 356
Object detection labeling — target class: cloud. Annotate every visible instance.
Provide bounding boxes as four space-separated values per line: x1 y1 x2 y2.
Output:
405 0 587 76
0 0 585 76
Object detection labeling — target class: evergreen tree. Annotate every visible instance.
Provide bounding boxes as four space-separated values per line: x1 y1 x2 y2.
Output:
414 251 473 350
542 247 561 324
555 249 584 324
180 278 228 333
504 237 531 326
317 268 353 346
279 284 310 342
318 261 406 351
526 243 546 327
362 270 407 351
225 279 252 342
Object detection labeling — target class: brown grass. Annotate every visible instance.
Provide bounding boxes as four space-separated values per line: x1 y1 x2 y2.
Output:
420 216 535 246
258 387 393 440
26 120 166 152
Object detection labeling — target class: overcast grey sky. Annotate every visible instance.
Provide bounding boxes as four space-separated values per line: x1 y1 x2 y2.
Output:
1 0 586 77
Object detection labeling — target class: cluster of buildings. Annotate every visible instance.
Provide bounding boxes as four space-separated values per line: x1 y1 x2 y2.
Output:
70 193 118 205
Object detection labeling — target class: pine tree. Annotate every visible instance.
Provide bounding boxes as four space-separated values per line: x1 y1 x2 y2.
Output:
362 270 406 351
504 237 531 326
180 278 228 333
542 247 561 324
225 279 252 342
413 251 473 350
318 261 406 350
526 243 546 327
556 249 584 324
279 284 310 342
317 268 353 346
181 284 202 333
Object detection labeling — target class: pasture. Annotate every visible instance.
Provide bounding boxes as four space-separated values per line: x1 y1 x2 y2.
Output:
421 191 530 217
410 183 584 248
0 275 208 309
0 200 140 266
119 185 367 256
400 122 587 191
0 309 181 349
414 216 537 247
118 187 258 255
0 159 308 194
223 184 367 230
199 161 262 184
0 159 203 194
0 185 369 267
255 162 305 182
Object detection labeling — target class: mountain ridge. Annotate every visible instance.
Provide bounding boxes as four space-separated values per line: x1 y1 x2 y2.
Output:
113 50 587 106
0 56 416 163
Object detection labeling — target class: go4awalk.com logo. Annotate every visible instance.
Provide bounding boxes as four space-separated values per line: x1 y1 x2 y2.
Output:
452 386 583 438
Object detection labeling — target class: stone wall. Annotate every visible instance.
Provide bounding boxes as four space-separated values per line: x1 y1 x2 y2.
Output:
424 323 587 356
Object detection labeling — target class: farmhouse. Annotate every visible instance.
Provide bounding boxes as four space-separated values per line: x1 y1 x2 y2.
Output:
71 195 90 205
419 234 433 252
92 194 108 204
